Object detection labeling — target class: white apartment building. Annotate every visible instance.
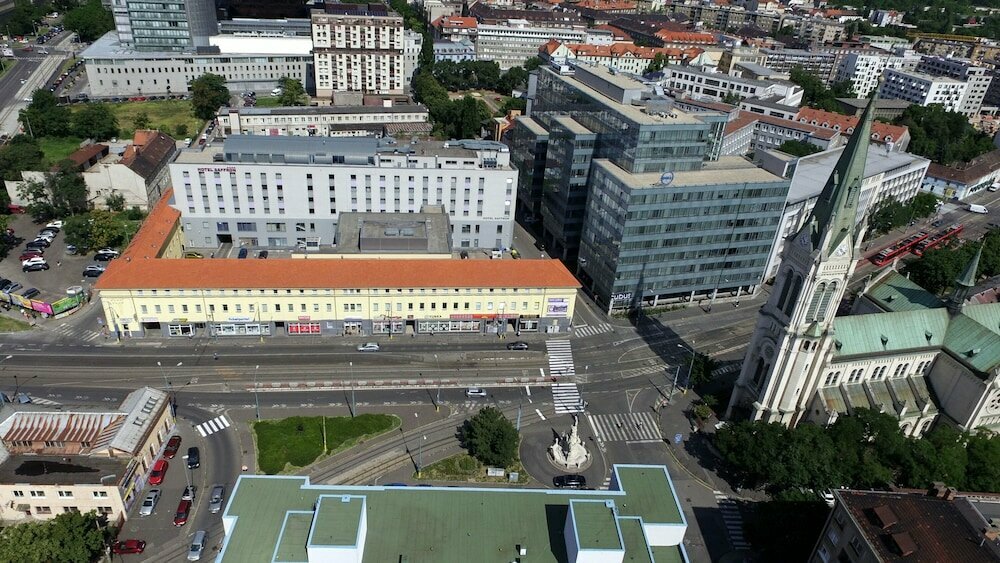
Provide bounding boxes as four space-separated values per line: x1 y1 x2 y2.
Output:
403 29 423 86
475 21 585 70
169 136 518 250
663 65 804 106
757 145 930 279
878 69 968 114
217 105 430 138
916 55 994 116
835 51 920 98
434 38 476 63
311 4 405 97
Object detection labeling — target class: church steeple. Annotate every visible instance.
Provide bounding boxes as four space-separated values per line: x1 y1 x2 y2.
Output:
948 241 983 313
803 94 877 254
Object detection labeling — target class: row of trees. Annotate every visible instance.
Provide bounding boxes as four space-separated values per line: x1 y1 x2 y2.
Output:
20 89 120 140
905 228 1000 294
413 71 494 140
17 164 89 221
894 104 996 166
0 510 108 563
64 207 144 250
715 409 1000 496
789 66 856 114
865 191 941 236
429 60 534 97
63 0 114 42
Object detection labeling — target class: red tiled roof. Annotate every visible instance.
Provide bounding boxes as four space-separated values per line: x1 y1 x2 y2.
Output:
116 188 181 263
795 108 909 144
925 149 1000 185
726 111 840 140
3 413 124 445
432 16 478 30
654 30 717 45
594 24 631 40
65 143 108 168
575 0 636 10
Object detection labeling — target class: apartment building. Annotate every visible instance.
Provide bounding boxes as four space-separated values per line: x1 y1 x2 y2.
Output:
721 112 843 156
169 136 517 251
663 65 804 106
878 69 969 114
0 388 174 524
403 30 422 86
718 46 766 76
923 149 1000 200
105 0 218 51
834 51 921 98
216 104 430 138
311 3 405 97
760 48 836 83
540 40 702 76
795 107 911 151
779 14 845 44
476 21 586 70
916 55 994 116
433 38 476 63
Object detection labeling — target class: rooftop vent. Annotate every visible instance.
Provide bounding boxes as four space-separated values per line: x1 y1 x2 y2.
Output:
889 532 917 557
873 505 898 529
924 330 933 341
880 334 889 346
968 348 981 357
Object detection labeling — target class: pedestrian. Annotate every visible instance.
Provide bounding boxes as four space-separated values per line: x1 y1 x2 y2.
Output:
213 352 218 360
56 261 61 267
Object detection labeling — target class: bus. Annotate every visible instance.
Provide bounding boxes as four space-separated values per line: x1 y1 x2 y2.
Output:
912 224 964 256
870 231 931 267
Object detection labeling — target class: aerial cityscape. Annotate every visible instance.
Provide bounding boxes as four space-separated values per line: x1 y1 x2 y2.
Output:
1 0 1000 561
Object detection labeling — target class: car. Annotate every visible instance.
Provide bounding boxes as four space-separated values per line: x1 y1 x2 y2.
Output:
19 250 43 261
149 459 168 485
111 540 146 555
208 485 225 513
96 248 119 256
182 485 196 501
184 251 203 259
186 446 200 469
22 255 46 265
82 265 105 278
465 387 487 398
2 282 22 294
187 530 207 561
20 288 39 299
65 244 78 255
237 247 248 259
506 341 529 351
23 262 49 272
94 252 117 261
39 227 58 236
25 240 47 250
138 489 160 516
29 238 51 247
163 435 181 458
173 499 192 526
357 342 380 352
257 250 268 259
553 474 587 489
34 232 54 242
931 220 943 228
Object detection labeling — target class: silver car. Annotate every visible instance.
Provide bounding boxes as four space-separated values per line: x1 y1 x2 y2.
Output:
138 489 160 516
208 485 225 514
187 530 206 561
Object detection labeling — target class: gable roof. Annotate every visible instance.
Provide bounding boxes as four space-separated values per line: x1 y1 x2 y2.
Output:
865 270 944 313
795 107 909 145
943 304 1000 373
833 309 950 358
120 130 177 182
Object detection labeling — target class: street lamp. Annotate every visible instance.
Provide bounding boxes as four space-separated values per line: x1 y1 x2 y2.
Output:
156 361 182 389
348 361 355 418
434 354 440 412
417 435 427 477
253 365 261 421
676 344 695 397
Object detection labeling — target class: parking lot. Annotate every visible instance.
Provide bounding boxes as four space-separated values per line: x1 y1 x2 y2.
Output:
0 214 112 308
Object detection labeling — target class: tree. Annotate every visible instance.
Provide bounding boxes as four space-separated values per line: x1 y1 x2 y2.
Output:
0 510 107 563
523 57 543 72
498 66 528 95
63 0 115 43
189 73 230 120
909 192 941 218
105 192 125 212
460 406 519 467
450 96 491 139
789 66 854 113
175 123 189 137
778 139 823 157
72 103 119 141
19 90 72 138
63 213 93 249
0 136 44 181
132 111 150 130
64 209 129 249
645 53 668 74
498 97 526 115
683 352 717 389
277 77 307 106
17 164 90 221
895 104 994 165
6 0 45 36
966 430 1000 492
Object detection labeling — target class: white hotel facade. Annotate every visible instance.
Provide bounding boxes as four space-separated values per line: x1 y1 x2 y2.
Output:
169 136 518 250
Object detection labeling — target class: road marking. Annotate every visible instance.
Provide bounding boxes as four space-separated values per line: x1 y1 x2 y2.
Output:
573 323 614 338
551 383 584 414
534 408 546 421
715 491 749 550
195 415 232 437
546 339 576 378
589 413 661 442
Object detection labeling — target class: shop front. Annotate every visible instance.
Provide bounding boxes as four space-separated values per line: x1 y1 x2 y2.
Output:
209 316 272 337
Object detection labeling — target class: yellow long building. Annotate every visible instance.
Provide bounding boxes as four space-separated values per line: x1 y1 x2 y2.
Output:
95 191 579 338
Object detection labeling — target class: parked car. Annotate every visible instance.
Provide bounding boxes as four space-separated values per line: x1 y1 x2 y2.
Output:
44 220 62 229
187 530 206 561
20 288 39 299
96 248 119 256
257 250 268 259
553 474 587 489
138 489 160 516
22 256 46 267
149 459 168 485
184 251 203 259
186 447 200 469
112 540 146 555
182 485 196 501
2 282 22 294
506 341 529 350
173 499 191 526
25 240 48 250
357 342 380 352
82 265 105 277
19 250 43 261
29 238 51 247
94 252 117 261
22 263 49 272
237 247 248 259
163 435 181 458
208 485 225 513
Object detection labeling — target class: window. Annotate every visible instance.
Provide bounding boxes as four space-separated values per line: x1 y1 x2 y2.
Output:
92 491 109 498
12 490 24 497
823 371 840 386
57 491 73 498
35 506 52 514
30 491 45 498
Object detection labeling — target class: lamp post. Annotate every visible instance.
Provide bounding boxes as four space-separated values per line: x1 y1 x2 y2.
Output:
157 361 182 389
1 355 12 399
417 435 426 477
675 344 695 398
349 362 355 417
253 365 261 421
434 354 440 412
13 374 37 400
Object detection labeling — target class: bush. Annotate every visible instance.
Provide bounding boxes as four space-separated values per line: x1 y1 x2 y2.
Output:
460 406 519 468
175 123 188 137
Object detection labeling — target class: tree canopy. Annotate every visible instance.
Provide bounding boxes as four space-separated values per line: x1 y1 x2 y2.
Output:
778 139 823 157
789 67 855 113
0 136 45 181
64 209 138 250
19 90 72 138
0 510 107 563
866 192 941 237
460 406 519 467
413 70 493 139
905 228 1000 294
894 104 995 166
189 73 230 120
17 163 90 221
63 0 115 43
72 103 119 141
277 77 308 106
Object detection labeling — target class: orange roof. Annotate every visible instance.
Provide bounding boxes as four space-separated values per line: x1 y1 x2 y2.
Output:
540 38 563 55
725 111 840 140
654 30 717 45
795 108 909 144
575 0 636 10
593 24 631 41
116 188 181 264
432 16 477 30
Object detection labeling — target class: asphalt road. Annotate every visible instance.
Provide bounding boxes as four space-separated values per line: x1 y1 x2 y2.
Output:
0 32 77 135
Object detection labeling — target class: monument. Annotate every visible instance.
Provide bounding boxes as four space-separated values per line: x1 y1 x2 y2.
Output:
549 415 591 470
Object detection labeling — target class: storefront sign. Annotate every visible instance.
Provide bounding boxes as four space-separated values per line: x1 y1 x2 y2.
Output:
298 316 311 321
546 298 569 317
227 316 252 322
141 317 158 322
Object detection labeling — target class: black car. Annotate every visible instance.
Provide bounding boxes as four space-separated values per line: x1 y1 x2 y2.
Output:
553 474 587 489
82 265 105 278
506 341 529 351
237 248 248 259
23 263 49 272
257 250 268 259
26 241 48 250
94 252 116 261
186 447 200 469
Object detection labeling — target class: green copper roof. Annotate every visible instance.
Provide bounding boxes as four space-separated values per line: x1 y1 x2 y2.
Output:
942 304 1000 373
805 95 876 253
956 242 984 288
866 271 944 312
833 309 949 357
962 302 1000 336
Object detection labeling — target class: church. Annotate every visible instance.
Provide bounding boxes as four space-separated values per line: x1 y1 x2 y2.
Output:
725 96 1000 437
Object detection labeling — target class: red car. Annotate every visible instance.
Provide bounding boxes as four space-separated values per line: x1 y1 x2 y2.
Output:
149 459 168 485
173 499 191 526
111 540 146 554
163 435 181 459
19 250 43 261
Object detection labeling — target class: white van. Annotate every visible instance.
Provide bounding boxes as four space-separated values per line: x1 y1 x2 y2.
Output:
187 530 206 561
968 204 989 214
270 87 282 96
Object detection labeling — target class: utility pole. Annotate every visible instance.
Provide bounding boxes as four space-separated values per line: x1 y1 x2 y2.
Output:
348 361 355 418
434 354 440 412
417 435 426 477
253 365 260 421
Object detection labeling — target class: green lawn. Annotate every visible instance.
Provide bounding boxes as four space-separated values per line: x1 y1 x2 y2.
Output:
58 57 77 74
253 414 400 475
0 316 32 332
72 100 205 139
416 453 529 484
38 136 83 166
253 97 283 108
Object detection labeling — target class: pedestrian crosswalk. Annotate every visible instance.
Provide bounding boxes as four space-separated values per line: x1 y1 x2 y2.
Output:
27 396 60 406
552 383 584 414
589 412 661 442
195 415 232 437
52 322 102 342
546 339 576 378
573 323 614 338
715 491 749 551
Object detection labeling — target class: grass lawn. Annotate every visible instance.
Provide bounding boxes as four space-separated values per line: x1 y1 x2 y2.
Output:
0 59 17 81
253 97 283 108
38 136 83 166
0 316 32 332
58 57 77 74
253 413 399 475
71 100 205 139
416 453 530 484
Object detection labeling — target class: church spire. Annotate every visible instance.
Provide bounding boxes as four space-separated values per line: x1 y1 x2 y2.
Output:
948 241 983 313
804 94 877 254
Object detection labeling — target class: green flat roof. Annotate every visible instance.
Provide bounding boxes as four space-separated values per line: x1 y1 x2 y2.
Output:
310 496 363 547
618 518 653 563
275 513 312 563
572 501 622 551
219 464 687 563
650 545 687 563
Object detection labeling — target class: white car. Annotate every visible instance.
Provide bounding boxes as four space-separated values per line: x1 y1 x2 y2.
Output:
45 220 63 229
35 232 55 242
357 342 380 352
96 248 119 255
138 489 160 516
21 257 46 267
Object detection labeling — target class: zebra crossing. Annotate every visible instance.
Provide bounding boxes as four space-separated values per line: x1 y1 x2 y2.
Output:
52 322 102 342
573 323 614 338
27 396 60 406
195 415 232 437
552 383 584 414
715 491 749 551
589 412 661 442
546 339 576 378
